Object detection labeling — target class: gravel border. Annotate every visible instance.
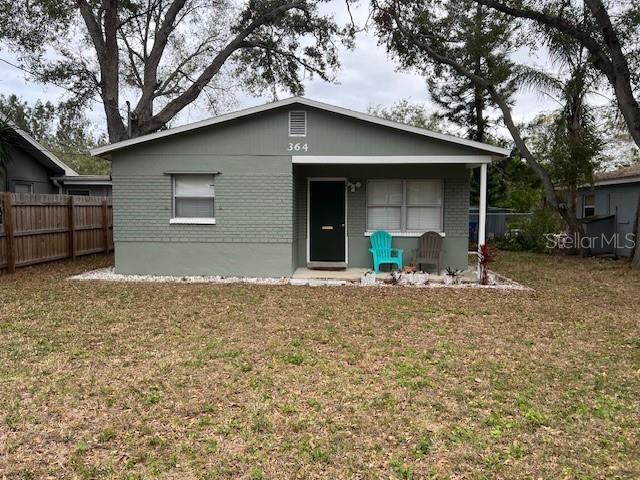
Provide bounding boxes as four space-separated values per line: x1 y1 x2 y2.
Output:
68 267 531 290
67 267 288 284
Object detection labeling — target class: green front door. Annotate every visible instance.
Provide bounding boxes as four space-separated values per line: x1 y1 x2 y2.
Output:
309 180 346 263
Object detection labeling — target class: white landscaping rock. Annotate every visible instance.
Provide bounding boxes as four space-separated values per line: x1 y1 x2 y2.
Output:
68 267 531 291
68 267 288 285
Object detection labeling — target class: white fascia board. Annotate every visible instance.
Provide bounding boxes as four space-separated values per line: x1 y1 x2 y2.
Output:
291 155 494 164
90 96 511 157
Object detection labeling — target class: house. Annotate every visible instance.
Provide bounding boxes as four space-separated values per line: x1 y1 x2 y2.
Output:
578 165 640 256
0 121 112 196
91 97 507 276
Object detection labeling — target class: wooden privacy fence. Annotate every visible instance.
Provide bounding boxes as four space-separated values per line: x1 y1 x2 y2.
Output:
0 192 113 273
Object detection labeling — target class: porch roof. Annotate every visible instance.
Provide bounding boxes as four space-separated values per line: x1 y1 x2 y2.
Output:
292 155 493 168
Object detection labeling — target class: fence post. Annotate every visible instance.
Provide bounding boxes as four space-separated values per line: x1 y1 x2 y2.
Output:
68 195 76 260
3 192 16 273
102 199 110 254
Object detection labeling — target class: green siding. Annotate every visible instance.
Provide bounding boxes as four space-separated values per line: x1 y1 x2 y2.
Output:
111 105 486 158
110 102 480 275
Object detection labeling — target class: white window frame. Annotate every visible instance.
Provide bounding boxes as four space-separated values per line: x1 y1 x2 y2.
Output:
170 174 216 225
365 179 444 236
288 111 307 137
583 193 596 218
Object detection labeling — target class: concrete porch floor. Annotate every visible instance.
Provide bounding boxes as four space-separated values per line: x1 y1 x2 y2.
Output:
292 267 376 282
291 267 478 284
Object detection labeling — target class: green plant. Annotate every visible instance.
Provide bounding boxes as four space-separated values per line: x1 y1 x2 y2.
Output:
283 352 304 366
249 466 264 480
0 120 15 171
390 458 415 479
495 208 564 253
415 435 431 456
445 266 461 277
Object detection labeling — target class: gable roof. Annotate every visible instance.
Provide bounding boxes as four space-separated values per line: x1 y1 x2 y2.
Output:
91 97 510 157
3 118 78 176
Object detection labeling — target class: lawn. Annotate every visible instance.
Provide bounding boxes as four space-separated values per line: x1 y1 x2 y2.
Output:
0 252 638 479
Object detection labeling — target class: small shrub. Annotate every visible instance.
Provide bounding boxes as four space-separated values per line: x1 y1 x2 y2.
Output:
495 208 563 253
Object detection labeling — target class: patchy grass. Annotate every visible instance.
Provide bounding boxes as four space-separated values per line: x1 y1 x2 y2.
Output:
0 252 639 478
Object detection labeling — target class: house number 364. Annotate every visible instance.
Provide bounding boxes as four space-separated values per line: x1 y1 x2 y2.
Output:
287 143 308 151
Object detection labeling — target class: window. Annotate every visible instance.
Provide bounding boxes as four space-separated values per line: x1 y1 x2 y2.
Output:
367 180 443 233
14 182 33 193
67 189 90 196
583 193 595 217
288 111 307 137
171 174 215 224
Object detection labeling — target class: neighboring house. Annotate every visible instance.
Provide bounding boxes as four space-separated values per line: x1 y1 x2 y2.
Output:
0 121 112 196
578 165 640 256
91 97 507 276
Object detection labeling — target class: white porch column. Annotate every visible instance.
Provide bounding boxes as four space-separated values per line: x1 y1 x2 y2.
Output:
478 162 487 248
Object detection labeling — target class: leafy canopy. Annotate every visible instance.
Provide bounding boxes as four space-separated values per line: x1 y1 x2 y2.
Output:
0 0 352 141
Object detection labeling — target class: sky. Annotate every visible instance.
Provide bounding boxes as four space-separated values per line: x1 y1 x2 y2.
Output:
0 1 563 138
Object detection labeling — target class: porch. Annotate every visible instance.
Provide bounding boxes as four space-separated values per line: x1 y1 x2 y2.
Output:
290 266 478 285
292 160 489 273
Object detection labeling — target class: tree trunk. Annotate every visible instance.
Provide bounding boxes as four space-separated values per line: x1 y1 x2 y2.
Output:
473 4 485 143
631 194 640 268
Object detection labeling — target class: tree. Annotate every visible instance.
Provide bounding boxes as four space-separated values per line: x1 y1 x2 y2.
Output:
372 0 589 252
475 0 640 150
0 119 15 172
520 38 605 213
474 0 640 265
426 0 517 143
367 99 442 131
0 95 109 175
0 0 350 142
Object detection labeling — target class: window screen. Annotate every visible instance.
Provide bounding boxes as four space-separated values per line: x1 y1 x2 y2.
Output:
583 193 595 217
367 180 443 232
173 174 215 219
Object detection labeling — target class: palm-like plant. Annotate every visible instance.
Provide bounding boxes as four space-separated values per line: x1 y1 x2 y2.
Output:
516 34 604 218
0 119 15 172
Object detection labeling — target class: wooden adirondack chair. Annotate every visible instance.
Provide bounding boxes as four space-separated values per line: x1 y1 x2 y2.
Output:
369 230 403 273
414 231 443 274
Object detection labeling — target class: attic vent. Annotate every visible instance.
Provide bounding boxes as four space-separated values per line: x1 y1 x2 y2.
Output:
288 111 307 136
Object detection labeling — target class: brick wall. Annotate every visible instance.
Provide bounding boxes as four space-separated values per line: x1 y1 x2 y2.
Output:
112 173 293 243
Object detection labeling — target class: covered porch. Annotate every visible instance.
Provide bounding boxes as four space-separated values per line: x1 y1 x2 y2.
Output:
291 156 490 274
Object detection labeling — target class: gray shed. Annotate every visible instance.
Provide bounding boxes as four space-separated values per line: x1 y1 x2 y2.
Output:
578 165 640 256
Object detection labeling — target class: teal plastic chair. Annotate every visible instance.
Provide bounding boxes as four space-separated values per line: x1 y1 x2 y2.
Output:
369 230 404 273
